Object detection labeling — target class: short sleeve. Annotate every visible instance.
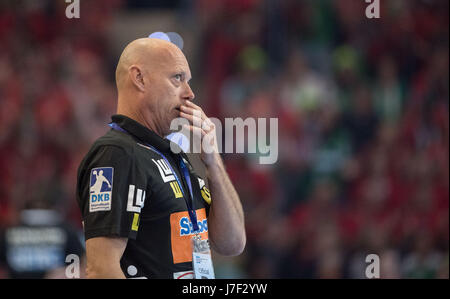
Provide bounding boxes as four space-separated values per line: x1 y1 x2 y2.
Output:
77 145 148 240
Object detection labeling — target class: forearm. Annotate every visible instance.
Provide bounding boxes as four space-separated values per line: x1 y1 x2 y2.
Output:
85 237 127 279
206 154 246 256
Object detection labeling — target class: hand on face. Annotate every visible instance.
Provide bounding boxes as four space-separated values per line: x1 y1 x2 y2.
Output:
178 100 220 168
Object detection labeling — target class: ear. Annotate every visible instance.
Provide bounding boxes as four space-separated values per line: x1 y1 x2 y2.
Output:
129 65 146 92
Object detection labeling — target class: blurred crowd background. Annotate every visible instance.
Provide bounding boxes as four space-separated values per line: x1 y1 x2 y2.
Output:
0 0 448 278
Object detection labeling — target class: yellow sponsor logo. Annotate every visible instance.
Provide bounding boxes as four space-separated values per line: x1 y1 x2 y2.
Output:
132 213 140 231
201 187 211 205
170 181 183 199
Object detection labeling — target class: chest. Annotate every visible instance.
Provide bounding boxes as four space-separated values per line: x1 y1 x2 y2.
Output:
137 149 206 220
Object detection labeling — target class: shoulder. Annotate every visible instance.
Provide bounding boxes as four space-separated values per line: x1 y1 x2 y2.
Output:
77 130 137 175
93 129 137 156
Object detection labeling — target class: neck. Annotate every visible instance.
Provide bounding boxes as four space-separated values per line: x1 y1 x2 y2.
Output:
117 95 163 138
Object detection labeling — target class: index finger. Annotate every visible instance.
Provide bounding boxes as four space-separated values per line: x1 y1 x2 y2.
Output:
184 100 207 119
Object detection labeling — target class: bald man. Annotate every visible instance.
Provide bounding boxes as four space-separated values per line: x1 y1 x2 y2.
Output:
76 38 245 279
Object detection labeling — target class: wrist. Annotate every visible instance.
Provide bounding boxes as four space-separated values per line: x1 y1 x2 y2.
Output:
205 153 224 172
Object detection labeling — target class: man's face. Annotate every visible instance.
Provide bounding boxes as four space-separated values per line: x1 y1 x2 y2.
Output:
142 47 194 136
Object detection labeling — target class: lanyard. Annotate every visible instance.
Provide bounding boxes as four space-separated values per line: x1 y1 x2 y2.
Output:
108 122 199 232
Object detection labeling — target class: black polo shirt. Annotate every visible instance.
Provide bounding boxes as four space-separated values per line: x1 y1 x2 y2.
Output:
76 114 212 279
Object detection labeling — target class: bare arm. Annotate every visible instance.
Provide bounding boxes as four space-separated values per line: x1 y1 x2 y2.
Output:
206 154 246 256
85 237 128 279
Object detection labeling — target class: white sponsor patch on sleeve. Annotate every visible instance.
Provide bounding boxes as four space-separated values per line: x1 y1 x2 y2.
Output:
89 167 113 212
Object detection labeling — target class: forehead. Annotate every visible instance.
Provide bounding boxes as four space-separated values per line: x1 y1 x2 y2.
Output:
153 46 191 75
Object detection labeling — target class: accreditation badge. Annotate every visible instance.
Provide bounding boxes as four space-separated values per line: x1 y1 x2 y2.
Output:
192 234 215 279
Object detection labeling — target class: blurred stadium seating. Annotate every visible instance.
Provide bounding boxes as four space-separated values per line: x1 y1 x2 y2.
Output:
0 0 448 278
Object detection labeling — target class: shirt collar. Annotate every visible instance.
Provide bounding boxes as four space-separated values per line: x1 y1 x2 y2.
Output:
110 114 174 153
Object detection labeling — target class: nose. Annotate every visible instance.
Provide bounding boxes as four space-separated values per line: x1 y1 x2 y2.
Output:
182 82 195 101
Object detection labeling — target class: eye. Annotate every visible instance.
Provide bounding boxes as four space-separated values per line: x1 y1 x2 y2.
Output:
174 74 182 81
